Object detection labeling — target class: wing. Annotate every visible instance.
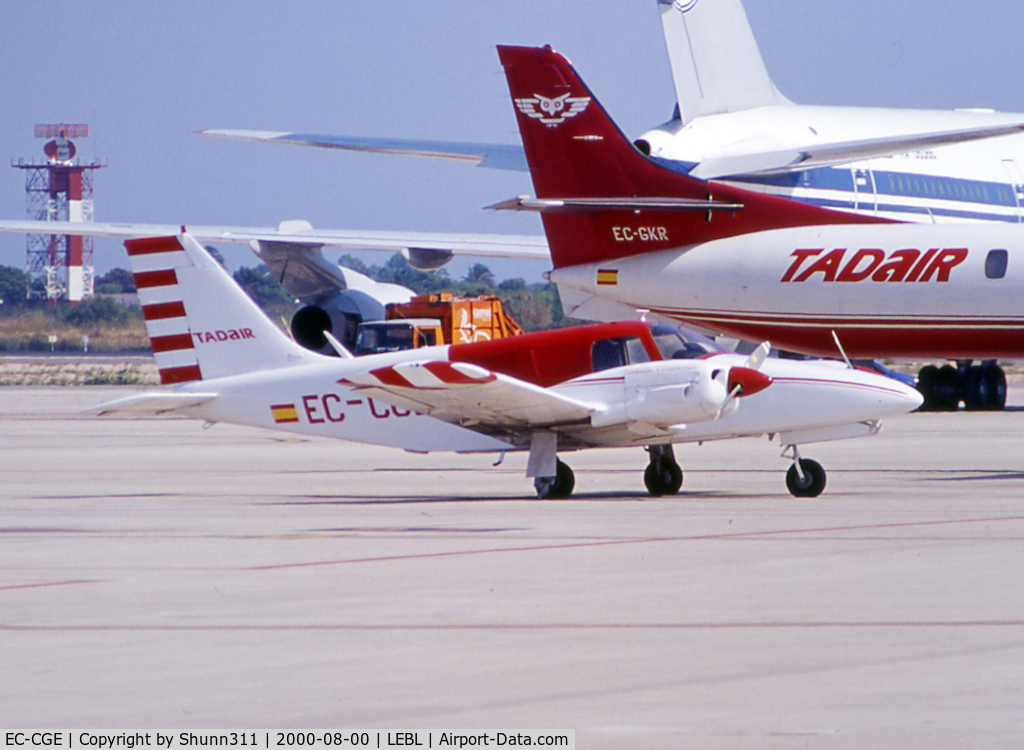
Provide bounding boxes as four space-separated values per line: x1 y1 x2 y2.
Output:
198 129 528 172
691 120 1024 179
340 360 598 434
0 220 550 268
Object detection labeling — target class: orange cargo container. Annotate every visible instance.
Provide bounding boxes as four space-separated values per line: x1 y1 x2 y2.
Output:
385 293 525 345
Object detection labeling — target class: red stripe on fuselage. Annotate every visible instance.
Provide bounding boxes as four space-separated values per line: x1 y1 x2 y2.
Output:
653 307 1024 359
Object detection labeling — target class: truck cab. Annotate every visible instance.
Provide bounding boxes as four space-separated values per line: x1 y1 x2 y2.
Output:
354 319 444 355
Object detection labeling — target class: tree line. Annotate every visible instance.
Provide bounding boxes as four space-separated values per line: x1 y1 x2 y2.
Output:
0 251 573 334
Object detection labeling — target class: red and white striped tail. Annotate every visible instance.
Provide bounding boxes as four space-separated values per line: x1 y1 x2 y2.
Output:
125 234 312 384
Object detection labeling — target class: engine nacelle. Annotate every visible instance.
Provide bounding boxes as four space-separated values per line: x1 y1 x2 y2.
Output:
589 361 772 429
251 235 415 355
291 287 411 354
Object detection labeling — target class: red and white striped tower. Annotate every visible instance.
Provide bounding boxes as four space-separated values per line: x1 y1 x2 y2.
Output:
13 124 105 302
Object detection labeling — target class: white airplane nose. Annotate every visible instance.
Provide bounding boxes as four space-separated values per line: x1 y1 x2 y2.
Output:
864 374 925 416
895 379 925 413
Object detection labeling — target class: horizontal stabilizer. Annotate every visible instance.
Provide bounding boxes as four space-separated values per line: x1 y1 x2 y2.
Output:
198 129 529 172
487 196 743 213
89 391 217 417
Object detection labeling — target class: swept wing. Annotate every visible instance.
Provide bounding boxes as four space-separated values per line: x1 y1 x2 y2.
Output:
0 220 548 263
199 129 528 172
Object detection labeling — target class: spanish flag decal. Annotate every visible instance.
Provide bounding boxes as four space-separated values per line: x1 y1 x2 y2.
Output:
596 268 618 286
271 403 299 423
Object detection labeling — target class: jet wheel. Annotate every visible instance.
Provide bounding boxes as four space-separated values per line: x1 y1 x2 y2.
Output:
644 459 683 496
534 460 575 499
786 458 827 498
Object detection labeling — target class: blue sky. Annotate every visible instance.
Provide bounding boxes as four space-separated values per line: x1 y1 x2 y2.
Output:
2 0 1022 279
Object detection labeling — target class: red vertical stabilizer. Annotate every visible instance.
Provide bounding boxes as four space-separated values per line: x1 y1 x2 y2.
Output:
497 45 886 269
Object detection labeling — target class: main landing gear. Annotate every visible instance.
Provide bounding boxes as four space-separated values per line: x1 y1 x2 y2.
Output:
916 360 1007 411
533 445 686 499
534 459 575 499
644 444 684 496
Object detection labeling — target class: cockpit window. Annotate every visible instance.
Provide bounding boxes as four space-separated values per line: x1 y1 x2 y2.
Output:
592 335 651 372
649 324 722 360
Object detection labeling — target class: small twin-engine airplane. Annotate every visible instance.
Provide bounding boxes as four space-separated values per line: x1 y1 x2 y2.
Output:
94 232 921 499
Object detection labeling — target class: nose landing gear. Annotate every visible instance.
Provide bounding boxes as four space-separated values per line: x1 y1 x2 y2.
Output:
783 445 827 497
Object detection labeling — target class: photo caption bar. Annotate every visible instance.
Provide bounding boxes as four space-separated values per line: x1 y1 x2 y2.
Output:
2 732 575 750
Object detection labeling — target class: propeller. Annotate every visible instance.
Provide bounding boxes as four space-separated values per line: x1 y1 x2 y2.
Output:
716 341 773 419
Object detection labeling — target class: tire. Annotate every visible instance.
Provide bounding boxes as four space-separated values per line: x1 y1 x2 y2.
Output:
981 364 1007 411
935 364 959 411
964 365 983 411
916 365 938 411
644 459 683 496
786 458 827 498
535 459 575 499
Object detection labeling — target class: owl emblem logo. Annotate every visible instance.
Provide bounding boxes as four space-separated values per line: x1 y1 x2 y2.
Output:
515 93 592 127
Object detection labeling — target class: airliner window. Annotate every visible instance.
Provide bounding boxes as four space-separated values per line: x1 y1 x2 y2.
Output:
986 249 1008 279
591 336 650 372
650 324 722 360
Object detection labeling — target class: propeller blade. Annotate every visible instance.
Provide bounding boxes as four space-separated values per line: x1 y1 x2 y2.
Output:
744 341 771 371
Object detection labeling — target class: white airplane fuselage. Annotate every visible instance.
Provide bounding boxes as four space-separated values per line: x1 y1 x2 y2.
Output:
166 342 921 453
551 222 1023 359
638 107 1024 226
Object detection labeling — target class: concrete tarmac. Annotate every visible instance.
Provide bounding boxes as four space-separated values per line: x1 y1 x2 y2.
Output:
2 387 1023 748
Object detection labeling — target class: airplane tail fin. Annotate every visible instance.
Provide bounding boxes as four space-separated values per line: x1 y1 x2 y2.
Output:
496 45 870 269
658 0 789 124
125 233 314 384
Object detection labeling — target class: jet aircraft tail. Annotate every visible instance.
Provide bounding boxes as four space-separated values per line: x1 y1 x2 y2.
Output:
496 45 876 270
125 233 314 384
658 0 789 124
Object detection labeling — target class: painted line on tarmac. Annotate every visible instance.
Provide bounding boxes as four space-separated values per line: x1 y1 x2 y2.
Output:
246 513 1024 571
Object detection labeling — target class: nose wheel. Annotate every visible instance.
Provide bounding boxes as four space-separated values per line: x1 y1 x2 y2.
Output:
783 446 827 497
644 445 683 496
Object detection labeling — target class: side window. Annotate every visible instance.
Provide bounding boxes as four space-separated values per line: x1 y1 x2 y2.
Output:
986 249 1008 279
591 336 651 372
592 338 626 372
626 336 651 365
